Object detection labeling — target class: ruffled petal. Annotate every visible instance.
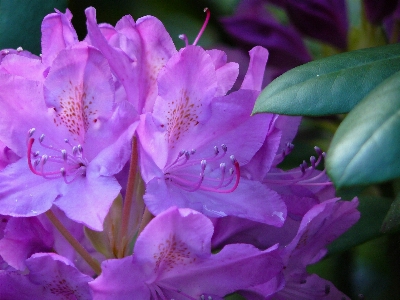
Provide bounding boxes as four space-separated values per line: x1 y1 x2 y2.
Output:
41 9 79 67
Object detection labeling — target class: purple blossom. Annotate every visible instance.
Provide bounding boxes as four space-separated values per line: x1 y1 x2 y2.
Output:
85 7 177 115
278 0 348 49
214 198 360 298
364 0 400 24
0 10 136 230
137 45 287 226
89 207 283 299
221 0 312 74
0 253 92 300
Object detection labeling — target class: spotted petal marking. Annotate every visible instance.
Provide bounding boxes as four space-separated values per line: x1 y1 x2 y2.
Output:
153 234 197 273
53 80 98 138
165 89 202 145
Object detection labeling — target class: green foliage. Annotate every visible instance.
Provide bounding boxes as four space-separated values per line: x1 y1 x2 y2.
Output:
0 0 67 54
253 44 400 116
326 71 400 187
381 194 400 233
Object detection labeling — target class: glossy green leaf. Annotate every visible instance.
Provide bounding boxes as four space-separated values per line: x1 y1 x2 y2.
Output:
328 196 392 255
253 43 400 116
381 194 400 233
0 0 67 54
326 71 400 187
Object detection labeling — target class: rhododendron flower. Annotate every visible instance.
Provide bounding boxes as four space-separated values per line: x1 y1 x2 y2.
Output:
0 10 136 230
90 207 283 299
0 253 92 300
213 198 359 299
85 7 177 115
137 45 287 226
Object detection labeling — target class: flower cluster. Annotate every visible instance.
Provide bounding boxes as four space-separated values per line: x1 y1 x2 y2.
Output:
0 7 359 299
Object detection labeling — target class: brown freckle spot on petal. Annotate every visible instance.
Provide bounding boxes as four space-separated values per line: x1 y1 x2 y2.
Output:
165 89 202 145
153 234 196 272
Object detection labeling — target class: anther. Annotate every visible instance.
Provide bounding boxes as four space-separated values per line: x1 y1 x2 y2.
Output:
60 167 66 176
41 155 48 164
221 144 227 152
61 149 67 161
185 151 190 160
230 155 237 164
214 146 219 155
208 296 212 300
314 146 322 156
17 47 23 52
201 296 205 300
72 146 78 156
39 134 45 143
28 128 36 137
178 34 189 47
191 149 196 154
201 159 207 171
77 145 83 153
310 156 316 168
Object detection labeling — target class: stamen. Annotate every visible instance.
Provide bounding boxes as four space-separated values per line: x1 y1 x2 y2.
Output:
192 7 210 46
214 146 219 155
61 149 67 161
27 131 88 184
28 128 36 137
264 146 333 187
164 145 240 193
179 34 189 47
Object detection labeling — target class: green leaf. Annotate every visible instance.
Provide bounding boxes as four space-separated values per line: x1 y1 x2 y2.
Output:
253 43 400 116
381 193 400 233
0 0 67 54
328 196 392 255
326 70 400 187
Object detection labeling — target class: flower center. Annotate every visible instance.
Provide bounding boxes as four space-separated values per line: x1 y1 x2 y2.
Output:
164 144 240 193
26 128 88 184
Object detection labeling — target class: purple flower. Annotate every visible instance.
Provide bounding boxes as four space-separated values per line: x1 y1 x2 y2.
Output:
364 0 400 24
217 198 360 298
0 207 105 275
221 0 311 74
85 7 177 115
137 45 287 226
0 10 136 230
279 0 348 49
89 207 283 299
0 253 92 300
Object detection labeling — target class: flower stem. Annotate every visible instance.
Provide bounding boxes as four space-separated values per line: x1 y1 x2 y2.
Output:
45 210 101 275
118 137 139 258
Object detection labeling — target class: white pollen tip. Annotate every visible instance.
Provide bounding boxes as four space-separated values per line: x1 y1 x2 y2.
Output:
28 128 36 137
16 47 23 52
